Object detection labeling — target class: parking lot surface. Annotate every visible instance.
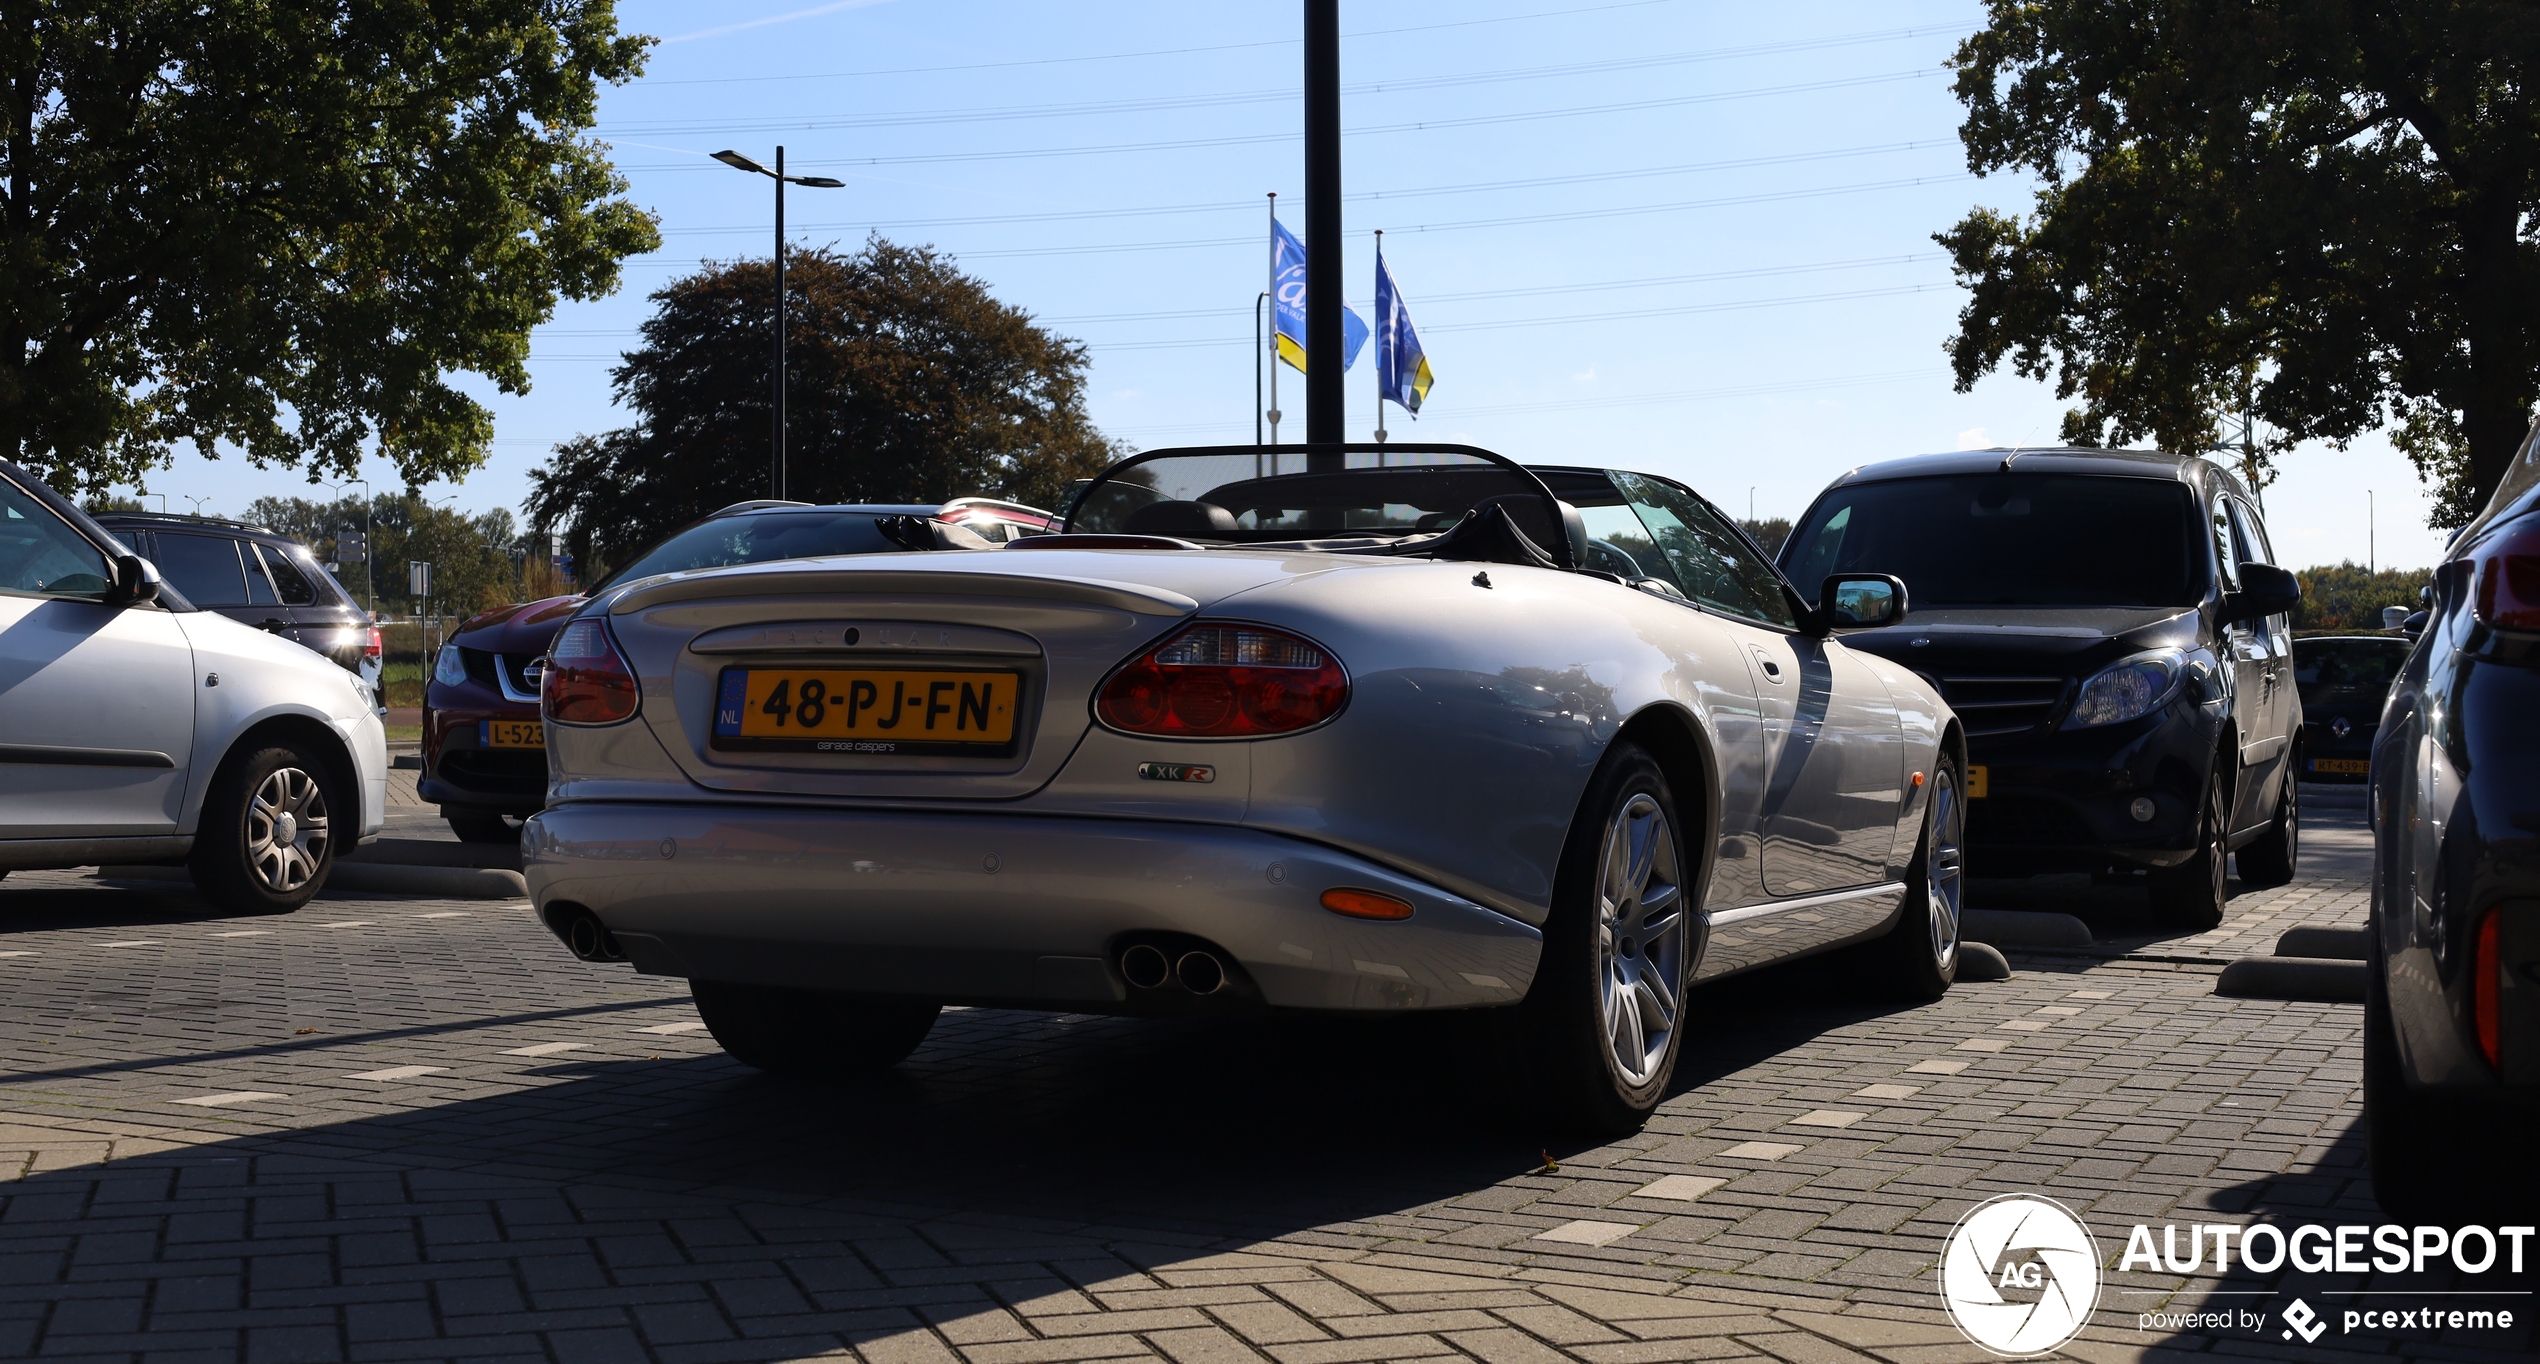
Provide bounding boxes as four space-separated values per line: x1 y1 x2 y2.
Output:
0 791 2527 1364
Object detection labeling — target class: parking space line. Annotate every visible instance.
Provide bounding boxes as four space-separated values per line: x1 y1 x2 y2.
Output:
316 921 372 928
347 1066 446 1081
1633 1174 1726 1202
1533 1219 1640 1246
0 952 36 959
172 1092 285 1107
1906 1058 1967 1074
1956 1037 2014 1051
1852 1084 1920 1100
500 1042 589 1056
418 912 471 920
210 931 270 939
1788 1109 1866 1129
102 940 160 948
636 1021 706 1035
1716 1140 1803 1161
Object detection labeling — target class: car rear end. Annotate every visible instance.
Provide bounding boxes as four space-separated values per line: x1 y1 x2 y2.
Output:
2366 484 2540 1216
2291 636 2404 782
522 549 1546 1016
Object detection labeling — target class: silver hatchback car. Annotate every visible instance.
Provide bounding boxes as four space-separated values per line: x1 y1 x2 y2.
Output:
523 445 1963 1130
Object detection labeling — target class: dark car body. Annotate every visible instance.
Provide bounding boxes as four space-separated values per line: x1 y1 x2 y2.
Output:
2362 429 2540 1218
423 499 1048 834
2292 635 2407 783
93 512 380 692
1777 449 2303 923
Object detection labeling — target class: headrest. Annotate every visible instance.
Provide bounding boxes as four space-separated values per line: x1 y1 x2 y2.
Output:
1124 500 1240 537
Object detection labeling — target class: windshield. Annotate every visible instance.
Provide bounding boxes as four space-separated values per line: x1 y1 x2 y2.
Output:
1782 474 2206 608
1068 449 1555 545
596 511 896 591
2294 638 2407 704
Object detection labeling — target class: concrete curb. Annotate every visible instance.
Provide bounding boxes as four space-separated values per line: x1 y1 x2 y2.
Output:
97 863 527 901
2275 926 2368 960
1961 908 2094 948
2215 955 2366 1003
1957 942 2014 981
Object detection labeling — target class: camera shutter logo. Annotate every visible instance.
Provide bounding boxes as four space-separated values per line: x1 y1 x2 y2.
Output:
1939 1194 2103 1357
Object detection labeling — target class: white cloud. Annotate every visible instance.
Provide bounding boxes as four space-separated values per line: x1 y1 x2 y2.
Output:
1572 365 1599 385
1957 427 1990 450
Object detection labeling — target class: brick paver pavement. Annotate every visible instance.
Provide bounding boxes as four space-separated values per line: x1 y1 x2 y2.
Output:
0 802 2527 1364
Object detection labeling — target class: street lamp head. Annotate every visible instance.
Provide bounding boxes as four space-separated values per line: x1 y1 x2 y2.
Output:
712 149 771 176
792 176 846 188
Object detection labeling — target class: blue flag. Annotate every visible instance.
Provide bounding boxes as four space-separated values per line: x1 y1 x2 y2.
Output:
1376 250 1434 415
1271 219 1368 374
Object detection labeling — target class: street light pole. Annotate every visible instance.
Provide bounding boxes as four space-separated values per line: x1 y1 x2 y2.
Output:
714 148 846 501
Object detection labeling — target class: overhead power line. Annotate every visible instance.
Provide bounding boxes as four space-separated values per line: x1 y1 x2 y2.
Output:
608 67 1944 168
648 141 1956 239
1108 368 1950 438
609 25 1964 135
633 1 1889 86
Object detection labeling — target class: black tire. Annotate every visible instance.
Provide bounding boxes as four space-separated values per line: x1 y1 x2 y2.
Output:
1872 753 1963 1001
444 811 517 844
2150 763 2230 931
2236 762 2299 887
189 742 340 916
1524 743 1693 1135
690 980 941 1078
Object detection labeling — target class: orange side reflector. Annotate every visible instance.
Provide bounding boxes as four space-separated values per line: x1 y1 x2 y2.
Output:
1910 771 1926 789
1321 888 1414 920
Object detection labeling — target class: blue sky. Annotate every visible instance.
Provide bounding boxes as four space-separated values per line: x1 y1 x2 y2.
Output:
141 0 2446 570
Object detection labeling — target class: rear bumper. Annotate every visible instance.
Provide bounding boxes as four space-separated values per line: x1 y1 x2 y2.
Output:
522 802 1543 1014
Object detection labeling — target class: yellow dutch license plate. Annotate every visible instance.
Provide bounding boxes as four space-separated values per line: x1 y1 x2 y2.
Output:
713 667 1021 752
2310 757 2369 774
1965 765 1989 799
481 719 545 749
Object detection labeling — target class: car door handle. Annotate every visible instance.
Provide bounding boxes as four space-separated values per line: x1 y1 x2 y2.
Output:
256 619 289 632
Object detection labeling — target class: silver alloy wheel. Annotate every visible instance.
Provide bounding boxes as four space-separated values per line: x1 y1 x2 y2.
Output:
247 767 329 894
1927 767 1964 970
1595 791 1685 1087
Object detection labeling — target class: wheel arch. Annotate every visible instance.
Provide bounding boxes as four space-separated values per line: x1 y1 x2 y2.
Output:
201 712 362 834
1607 701 1722 965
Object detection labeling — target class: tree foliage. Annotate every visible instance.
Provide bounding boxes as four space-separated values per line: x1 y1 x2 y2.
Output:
242 492 535 617
1938 1 2540 524
527 239 1125 576
2292 561 2432 633
2 0 660 499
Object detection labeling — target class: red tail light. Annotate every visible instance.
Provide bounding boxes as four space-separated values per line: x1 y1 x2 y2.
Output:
1097 623 1347 738
2472 518 2540 630
2472 909 2503 1070
361 625 382 662
543 617 639 726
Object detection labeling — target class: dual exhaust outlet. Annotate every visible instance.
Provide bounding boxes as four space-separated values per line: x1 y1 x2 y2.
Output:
1120 942 1227 995
556 907 626 963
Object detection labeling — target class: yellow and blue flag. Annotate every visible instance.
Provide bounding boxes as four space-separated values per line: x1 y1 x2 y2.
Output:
1272 219 1368 374
1375 249 1434 415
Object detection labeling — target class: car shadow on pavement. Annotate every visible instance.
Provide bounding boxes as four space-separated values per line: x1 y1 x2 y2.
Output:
0 876 248 933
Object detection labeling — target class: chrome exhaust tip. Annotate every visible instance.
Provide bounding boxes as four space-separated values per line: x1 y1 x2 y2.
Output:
566 914 625 963
1175 950 1227 995
1120 943 1172 990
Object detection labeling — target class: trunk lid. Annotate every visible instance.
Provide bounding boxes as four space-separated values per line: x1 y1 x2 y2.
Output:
602 549 1320 801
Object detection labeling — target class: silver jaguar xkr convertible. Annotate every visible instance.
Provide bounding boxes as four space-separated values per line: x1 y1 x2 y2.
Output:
525 445 1965 1129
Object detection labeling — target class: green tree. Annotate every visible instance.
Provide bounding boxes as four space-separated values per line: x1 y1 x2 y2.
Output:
527 239 1125 577
242 492 530 616
2293 561 2434 633
1937 1 2540 525
2 1 660 499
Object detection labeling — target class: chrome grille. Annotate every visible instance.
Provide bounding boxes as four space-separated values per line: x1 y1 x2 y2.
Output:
1937 674 2068 739
497 653 546 704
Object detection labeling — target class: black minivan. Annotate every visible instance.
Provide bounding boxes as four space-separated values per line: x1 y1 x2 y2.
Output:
1779 448 2303 928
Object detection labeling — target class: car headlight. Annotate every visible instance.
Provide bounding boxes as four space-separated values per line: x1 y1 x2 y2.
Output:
434 643 468 687
2065 650 2186 728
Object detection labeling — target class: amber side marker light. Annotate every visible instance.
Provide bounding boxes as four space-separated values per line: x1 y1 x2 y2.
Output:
1322 888 1414 921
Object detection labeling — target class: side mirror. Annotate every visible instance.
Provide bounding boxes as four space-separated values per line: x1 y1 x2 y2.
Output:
1817 574 1906 632
2402 610 2428 637
2225 561 2300 623
108 554 162 607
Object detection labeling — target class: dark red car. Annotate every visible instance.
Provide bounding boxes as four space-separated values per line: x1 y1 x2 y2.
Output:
421 497 1051 841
